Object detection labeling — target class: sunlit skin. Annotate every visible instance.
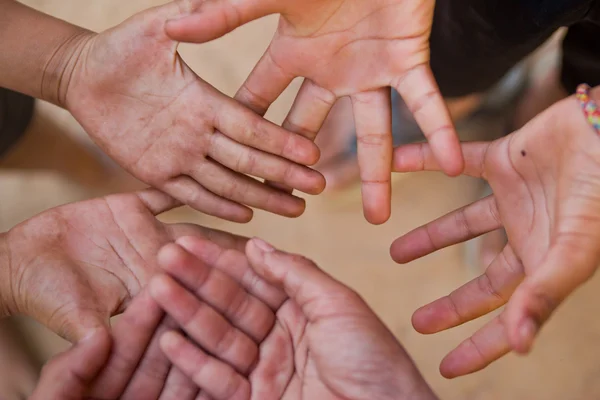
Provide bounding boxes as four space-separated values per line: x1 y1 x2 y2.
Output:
3 189 248 343
391 87 600 377
54 2 326 222
149 237 438 400
166 0 464 224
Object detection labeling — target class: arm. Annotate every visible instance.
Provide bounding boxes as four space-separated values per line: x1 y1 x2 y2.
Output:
0 0 92 107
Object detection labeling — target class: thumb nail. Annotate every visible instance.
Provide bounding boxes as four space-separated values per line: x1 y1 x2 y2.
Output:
252 238 274 253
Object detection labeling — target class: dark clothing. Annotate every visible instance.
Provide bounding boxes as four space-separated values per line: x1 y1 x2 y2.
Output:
429 0 600 97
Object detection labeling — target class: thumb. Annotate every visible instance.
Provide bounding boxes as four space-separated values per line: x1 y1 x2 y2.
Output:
47 302 111 344
165 0 277 44
505 243 599 354
30 329 111 400
245 238 365 320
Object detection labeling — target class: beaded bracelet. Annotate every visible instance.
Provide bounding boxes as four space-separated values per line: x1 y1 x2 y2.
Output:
576 84 600 133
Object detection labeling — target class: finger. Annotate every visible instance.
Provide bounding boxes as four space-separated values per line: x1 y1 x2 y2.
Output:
393 141 491 178
393 64 464 176
266 79 335 192
440 315 510 378
31 330 110 400
351 88 393 225
168 225 249 253
282 80 336 142
208 132 325 195
158 243 277 341
412 245 524 334
505 241 600 355
190 161 306 218
160 331 250 400
159 367 199 400
390 195 503 263
246 238 367 321
135 189 182 215
150 275 258 374
196 391 214 400
235 47 295 116
175 236 286 309
119 319 175 400
165 0 276 44
90 290 164 398
162 176 253 223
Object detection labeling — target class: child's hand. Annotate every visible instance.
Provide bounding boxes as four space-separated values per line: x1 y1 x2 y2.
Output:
391 87 600 377
165 0 464 224
58 3 325 222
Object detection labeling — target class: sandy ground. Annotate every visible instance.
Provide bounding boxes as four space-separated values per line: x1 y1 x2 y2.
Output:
1 1 600 399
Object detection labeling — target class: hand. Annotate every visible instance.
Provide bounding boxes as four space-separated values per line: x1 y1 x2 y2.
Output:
166 0 464 224
31 290 198 400
61 3 325 222
5 189 248 343
150 237 438 400
391 87 600 377
30 330 110 400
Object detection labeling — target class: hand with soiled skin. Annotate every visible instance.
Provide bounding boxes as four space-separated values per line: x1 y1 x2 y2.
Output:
165 0 464 224
3 189 248 344
391 86 600 378
58 1 325 222
149 236 439 400
30 290 200 400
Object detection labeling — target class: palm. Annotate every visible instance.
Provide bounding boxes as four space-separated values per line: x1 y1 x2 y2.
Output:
166 0 463 224
6 190 246 342
249 291 418 399
65 4 323 222
391 95 600 377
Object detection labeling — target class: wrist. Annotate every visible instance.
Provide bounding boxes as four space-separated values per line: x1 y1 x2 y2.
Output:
0 0 95 107
41 30 96 108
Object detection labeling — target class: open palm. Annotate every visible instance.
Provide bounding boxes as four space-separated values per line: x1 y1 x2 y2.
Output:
391 91 600 377
64 2 324 223
152 238 436 400
5 189 247 343
166 0 463 224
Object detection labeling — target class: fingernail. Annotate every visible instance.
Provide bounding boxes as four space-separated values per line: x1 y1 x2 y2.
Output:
517 318 538 353
252 238 274 253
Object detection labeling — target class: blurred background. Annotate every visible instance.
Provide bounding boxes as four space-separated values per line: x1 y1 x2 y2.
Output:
1 1 600 399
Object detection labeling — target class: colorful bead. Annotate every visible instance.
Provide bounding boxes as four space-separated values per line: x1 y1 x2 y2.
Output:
576 84 600 133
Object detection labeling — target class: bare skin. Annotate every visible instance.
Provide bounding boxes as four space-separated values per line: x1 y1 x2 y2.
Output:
391 86 600 377
2 190 248 343
1 1 325 222
151 237 439 400
166 0 465 224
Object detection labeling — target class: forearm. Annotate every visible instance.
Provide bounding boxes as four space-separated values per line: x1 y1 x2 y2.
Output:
0 0 93 107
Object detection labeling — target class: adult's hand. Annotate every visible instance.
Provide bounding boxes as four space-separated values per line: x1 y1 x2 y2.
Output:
391 86 600 377
56 2 324 222
31 289 198 399
4 189 248 343
30 330 110 400
166 0 464 224
151 236 438 399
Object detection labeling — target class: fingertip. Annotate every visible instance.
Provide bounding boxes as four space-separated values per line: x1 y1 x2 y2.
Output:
228 207 254 224
511 318 538 355
431 134 465 177
160 330 184 354
157 243 184 271
389 239 409 264
362 189 391 225
149 274 174 301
